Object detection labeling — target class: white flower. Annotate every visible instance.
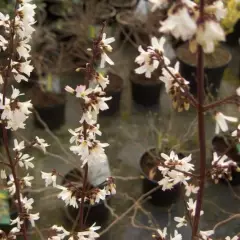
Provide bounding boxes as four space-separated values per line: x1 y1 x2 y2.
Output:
149 0 168 11
21 196 34 212
187 198 204 217
9 227 20 239
17 40 31 60
95 188 107 203
160 62 189 93
76 223 100 240
158 176 174 191
13 139 25 152
200 230 214 240
206 0 227 21
157 227 167 239
196 20 225 53
236 87 240 96
22 174 34 187
7 175 16 195
94 73 109 90
99 33 115 68
150 37 170 65
170 230 182 240
19 61 34 76
225 236 239 240
214 112 238 134
135 46 159 78
212 152 236 168
18 153 34 169
185 184 199 197
70 139 91 159
174 216 187 228
75 85 93 99
10 217 23 229
0 35 8 51
232 124 240 142
11 87 24 99
28 212 40 227
159 7 197 41
41 171 57 187
34 136 49 153
65 85 75 94
50 225 70 239
0 74 3 84
57 185 78 208
0 169 7 179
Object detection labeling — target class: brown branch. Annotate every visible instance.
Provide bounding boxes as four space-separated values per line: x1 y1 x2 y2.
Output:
203 94 239 112
213 214 240 231
192 0 207 238
99 185 161 236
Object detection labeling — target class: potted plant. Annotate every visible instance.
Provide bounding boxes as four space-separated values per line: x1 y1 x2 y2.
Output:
176 43 231 97
130 69 162 107
140 148 182 206
212 133 240 185
62 168 111 230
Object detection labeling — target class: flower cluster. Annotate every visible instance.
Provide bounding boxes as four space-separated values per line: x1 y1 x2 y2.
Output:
48 223 100 240
135 37 170 78
45 175 116 208
154 0 227 53
135 37 190 111
210 152 239 183
158 151 194 190
0 87 32 131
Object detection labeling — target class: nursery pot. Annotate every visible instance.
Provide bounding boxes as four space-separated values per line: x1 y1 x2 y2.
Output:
100 72 123 116
32 89 66 131
176 43 232 97
212 136 240 185
62 169 109 229
130 71 161 107
140 148 181 206
226 20 240 46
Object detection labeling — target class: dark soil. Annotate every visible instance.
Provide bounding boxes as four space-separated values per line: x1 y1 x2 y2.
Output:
106 72 123 93
176 43 231 68
30 87 65 108
130 69 162 85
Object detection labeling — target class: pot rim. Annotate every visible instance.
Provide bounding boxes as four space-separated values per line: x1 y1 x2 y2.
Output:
109 0 138 8
130 72 162 86
176 44 232 70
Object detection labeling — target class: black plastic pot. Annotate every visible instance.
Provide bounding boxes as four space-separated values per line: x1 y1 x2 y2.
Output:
212 136 240 185
130 72 161 107
62 169 109 230
100 73 123 116
226 20 240 46
140 149 181 206
176 44 231 97
33 93 65 131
